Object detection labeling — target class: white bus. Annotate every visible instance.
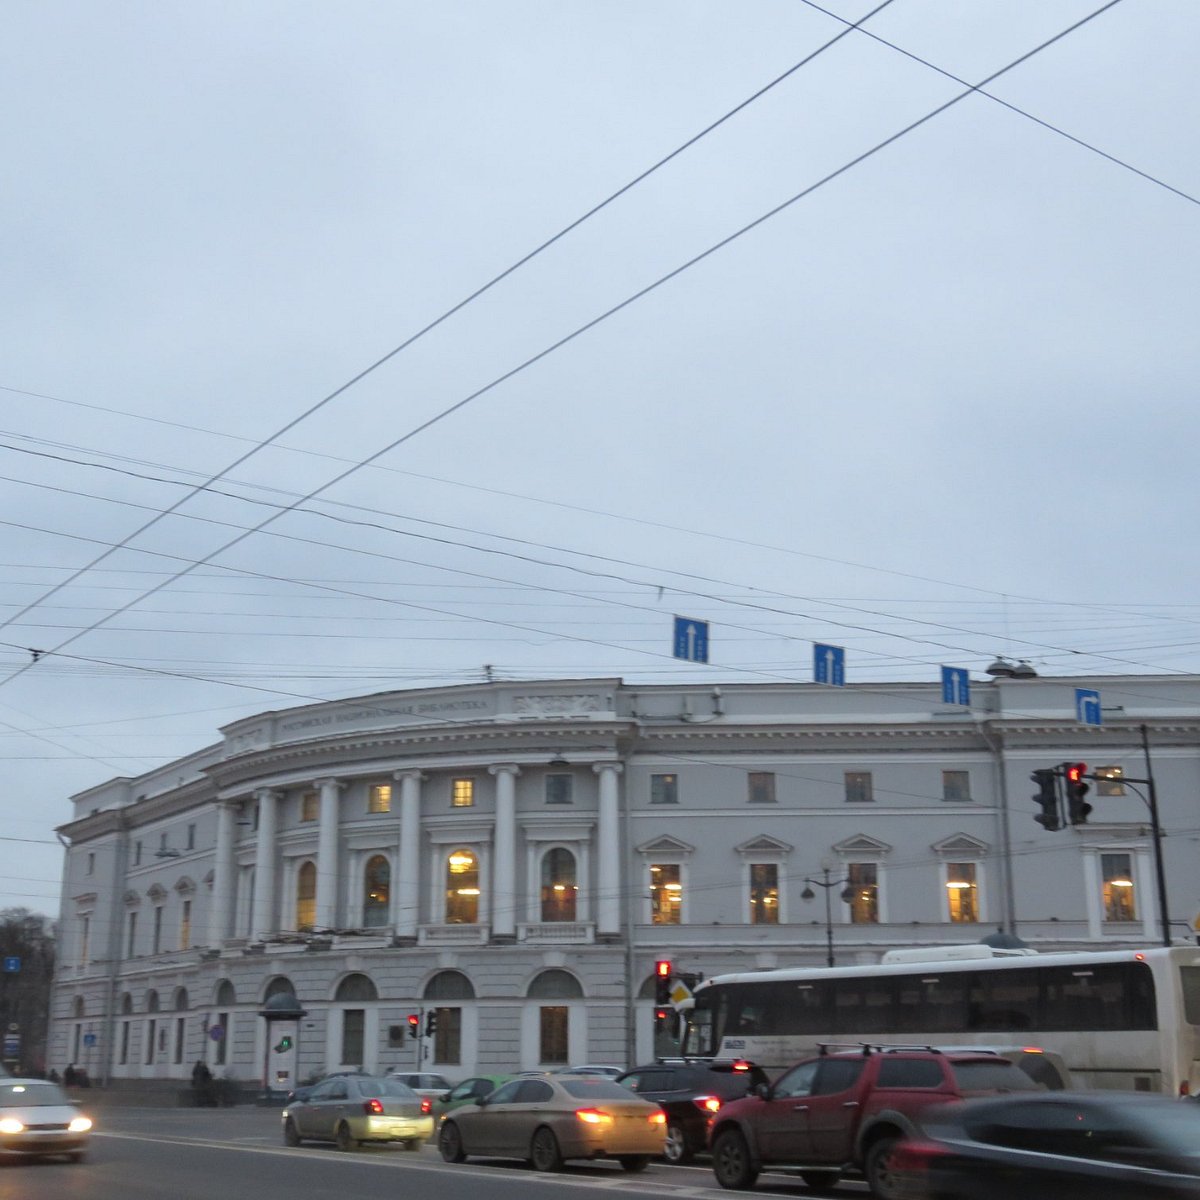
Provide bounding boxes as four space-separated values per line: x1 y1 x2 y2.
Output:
679 945 1200 1095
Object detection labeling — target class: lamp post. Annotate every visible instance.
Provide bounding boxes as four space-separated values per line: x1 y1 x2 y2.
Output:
801 866 855 968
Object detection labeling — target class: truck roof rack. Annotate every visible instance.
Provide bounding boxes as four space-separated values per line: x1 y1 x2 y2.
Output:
817 1041 952 1057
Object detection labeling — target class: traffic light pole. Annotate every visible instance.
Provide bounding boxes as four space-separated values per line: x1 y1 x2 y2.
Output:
1140 724 1171 950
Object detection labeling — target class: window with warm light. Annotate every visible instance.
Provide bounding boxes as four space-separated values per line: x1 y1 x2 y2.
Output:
748 772 776 804
650 774 678 805
848 862 879 923
946 862 978 923
368 783 392 814
1101 852 1136 921
300 791 319 822
363 854 390 926
1096 767 1126 797
451 778 474 808
650 863 682 925
445 849 479 923
296 861 316 930
845 772 873 803
540 847 577 922
749 863 779 924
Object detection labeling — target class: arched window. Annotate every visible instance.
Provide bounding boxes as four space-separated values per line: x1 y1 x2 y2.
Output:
215 979 237 1007
173 988 189 1011
423 971 474 1069
527 970 581 1066
526 969 583 999
146 989 160 1014
263 976 296 1004
334 973 378 1003
120 993 134 1016
296 861 316 931
445 849 479 924
423 970 475 1001
540 848 577 922
363 855 390 927
73 996 86 1019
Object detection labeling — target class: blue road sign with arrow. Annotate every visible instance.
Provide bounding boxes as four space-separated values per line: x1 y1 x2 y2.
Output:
813 643 845 686
1075 688 1103 726
941 666 970 706
673 616 709 663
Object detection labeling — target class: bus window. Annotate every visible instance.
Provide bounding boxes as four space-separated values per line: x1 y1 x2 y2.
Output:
1179 967 1200 1026
968 968 1037 1032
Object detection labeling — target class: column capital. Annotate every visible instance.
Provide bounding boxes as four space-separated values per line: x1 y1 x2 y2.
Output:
592 761 624 777
254 787 284 802
393 769 426 783
488 763 521 778
312 777 346 792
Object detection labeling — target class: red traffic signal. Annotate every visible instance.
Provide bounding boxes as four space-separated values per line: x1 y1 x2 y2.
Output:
1065 762 1087 785
654 960 672 1007
655 959 671 977
1063 762 1092 825
407 1013 420 1039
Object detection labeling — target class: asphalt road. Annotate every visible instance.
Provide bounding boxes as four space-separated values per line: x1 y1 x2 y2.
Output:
0 1106 871 1200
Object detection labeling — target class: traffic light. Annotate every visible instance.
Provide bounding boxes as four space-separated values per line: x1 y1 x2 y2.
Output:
274 1034 293 1053
654 1007 670 1031
654 960 672 1007
1031 769 1061 831
407 1013 419 1040
425 1010 438 1037
1064 762 1093 825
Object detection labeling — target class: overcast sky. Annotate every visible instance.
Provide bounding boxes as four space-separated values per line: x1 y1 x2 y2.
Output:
2 0 1198 915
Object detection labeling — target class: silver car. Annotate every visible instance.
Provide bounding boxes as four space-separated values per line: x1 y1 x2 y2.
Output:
0 1078 93 1161
282 1074 433 1151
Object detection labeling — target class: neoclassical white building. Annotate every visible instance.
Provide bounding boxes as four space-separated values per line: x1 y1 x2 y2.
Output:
47 674 1200 1090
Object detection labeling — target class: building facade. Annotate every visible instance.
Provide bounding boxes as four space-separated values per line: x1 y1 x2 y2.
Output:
47 674 1200 1088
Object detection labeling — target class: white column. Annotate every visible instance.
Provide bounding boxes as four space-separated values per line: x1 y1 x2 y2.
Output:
489 764 520 940
594 762 623 936
314 778 344 931
208 800 238 946
251 789 280 940
394 770 422 939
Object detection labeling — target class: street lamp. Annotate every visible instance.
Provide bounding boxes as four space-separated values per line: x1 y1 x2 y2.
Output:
801 866 855 967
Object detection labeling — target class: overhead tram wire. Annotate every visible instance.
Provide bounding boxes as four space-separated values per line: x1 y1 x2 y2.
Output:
798 0 1200 210
0 1 896 644
0 1 1129 700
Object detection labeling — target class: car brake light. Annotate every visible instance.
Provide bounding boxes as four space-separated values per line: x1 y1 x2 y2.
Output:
731 1059 751 1072
575 1108 613 1126
1020 1046 1044 1055
648 1110 666 1126
363 1098 385 1115
420 1098 432 1114
693 1095 721 1114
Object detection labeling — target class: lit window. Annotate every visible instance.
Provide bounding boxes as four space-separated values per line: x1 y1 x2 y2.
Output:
748 772 776 804
942 770 971 802
845 772 873 803
296 861 316 931
1096 767 1126 797
650 864 682 925
368 784 392 814
451 779 474 808
445 850 479 923
650 774 678 805
545 774 573 805
540 848 577 922
848 862 879 924
363 855 390 927
300 792 319 822
946 862 978 923
749 864 778 924
1101 852 1136 922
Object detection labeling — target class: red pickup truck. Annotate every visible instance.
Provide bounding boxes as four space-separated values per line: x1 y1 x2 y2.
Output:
708 1044 1039 1199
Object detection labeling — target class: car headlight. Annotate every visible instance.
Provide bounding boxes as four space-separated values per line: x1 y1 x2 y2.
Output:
69 1117 93 1133
0 1118 25 1134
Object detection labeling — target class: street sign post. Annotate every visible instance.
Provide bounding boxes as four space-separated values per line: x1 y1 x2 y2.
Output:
1075 688 1102 726
940 666 970 707
673 616 709 663
813 643 845 686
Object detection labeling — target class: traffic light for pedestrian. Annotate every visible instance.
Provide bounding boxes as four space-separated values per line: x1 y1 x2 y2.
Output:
407 1013 419 1040
1031 769 1061 831
1064 762 1093 825
425 1010 438 1037
274 1034 293 1053
654 960 672 1007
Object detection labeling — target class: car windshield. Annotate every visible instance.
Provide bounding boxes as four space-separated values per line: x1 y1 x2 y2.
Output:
949 1061 1039 1092
0 1083 69 1107
355 1077 417 1099
560 1079 645 1101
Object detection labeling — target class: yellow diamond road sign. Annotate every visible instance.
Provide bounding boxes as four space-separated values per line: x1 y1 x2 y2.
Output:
669 980 692 1008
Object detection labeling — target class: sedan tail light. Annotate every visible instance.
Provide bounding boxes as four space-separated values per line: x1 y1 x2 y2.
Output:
574 1108 614 1127
648 1110 666 1126
363 1098 385 1115
693 1095 721 1115
420 1098 432 1114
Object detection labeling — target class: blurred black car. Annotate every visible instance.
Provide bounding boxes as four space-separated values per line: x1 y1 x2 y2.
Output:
891 1091 1200 1199
616 1059 768 1164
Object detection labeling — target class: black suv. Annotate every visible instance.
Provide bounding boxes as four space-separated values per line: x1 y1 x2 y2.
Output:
617 1059 769 1164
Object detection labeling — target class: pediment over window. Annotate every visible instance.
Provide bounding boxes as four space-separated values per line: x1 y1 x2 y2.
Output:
833 833 892 857
931 832 989 858
123 890 142 907
174 876 197 896
203 869 215 888
635 835 694 857
734 834 793 858
73 892 97 910
147 884 167 903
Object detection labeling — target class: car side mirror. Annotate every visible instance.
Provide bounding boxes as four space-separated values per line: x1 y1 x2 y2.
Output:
754 1082 771 1100
477 1094 490 1107
440 1091 452 1101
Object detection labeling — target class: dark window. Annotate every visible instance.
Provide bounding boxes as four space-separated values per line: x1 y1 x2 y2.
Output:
748 772 776 804
942 770 971 801
545 774 573 805
812 1058 866 1094
432 1006 462 1064
949 1061 1039 1092
342 1009 364 1065
650 774 678 804
1182 967 1200 1025
772 1059 819 1098
516 1079 554 1102
876 1058 945 1088
844 772 873 803
487 1080 523 1105
539 1006 568 1063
